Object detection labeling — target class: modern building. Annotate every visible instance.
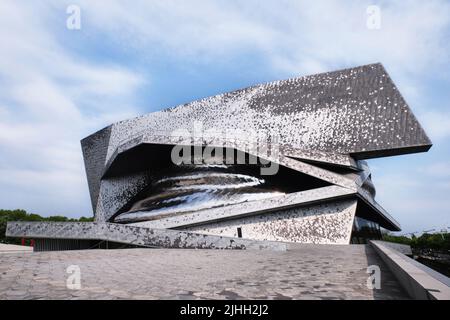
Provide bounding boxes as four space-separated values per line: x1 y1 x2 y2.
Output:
6 63 432 250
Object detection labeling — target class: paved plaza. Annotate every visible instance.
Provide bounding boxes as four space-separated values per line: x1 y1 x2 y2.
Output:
0 243 33 253
0 244 409 300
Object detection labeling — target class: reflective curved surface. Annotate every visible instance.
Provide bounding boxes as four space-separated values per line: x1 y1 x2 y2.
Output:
114 164 285 223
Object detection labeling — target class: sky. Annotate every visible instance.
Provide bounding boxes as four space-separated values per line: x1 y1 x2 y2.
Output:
0 0 449 234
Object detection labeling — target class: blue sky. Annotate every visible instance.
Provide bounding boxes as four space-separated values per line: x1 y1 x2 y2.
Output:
0 0 449 234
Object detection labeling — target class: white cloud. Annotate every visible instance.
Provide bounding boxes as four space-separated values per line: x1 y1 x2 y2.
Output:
0 1 145 217
0 0 449 228
372 161 450 233
70 1 450 119
71 0 450 76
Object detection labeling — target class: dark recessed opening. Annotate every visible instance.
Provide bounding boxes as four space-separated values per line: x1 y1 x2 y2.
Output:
350 216 382 244
106 143 331 223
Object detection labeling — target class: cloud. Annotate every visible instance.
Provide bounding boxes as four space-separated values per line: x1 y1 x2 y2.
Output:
0 0 449 231
0 1 144 216
371 161 450 233
71 0 450 76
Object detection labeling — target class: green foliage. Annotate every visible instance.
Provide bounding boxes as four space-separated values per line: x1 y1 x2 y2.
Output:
382 234 412 245
0 209 93 244
414 233 450 251
383 232 450 252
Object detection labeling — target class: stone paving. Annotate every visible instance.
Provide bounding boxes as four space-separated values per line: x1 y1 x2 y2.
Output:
0 243 33 253
0 244 409 300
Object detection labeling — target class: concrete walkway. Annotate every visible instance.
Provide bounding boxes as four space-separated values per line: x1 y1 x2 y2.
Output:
0 243 33 254
0 244 409 300
0 245 408 299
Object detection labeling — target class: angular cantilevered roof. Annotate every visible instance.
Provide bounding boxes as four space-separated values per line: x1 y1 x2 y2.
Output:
100 63 431 162
81 63 431 224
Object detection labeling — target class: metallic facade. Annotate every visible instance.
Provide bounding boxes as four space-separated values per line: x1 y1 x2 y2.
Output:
6 63 432 248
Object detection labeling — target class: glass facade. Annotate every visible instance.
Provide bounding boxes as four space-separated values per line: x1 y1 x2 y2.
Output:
350 216 382 244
